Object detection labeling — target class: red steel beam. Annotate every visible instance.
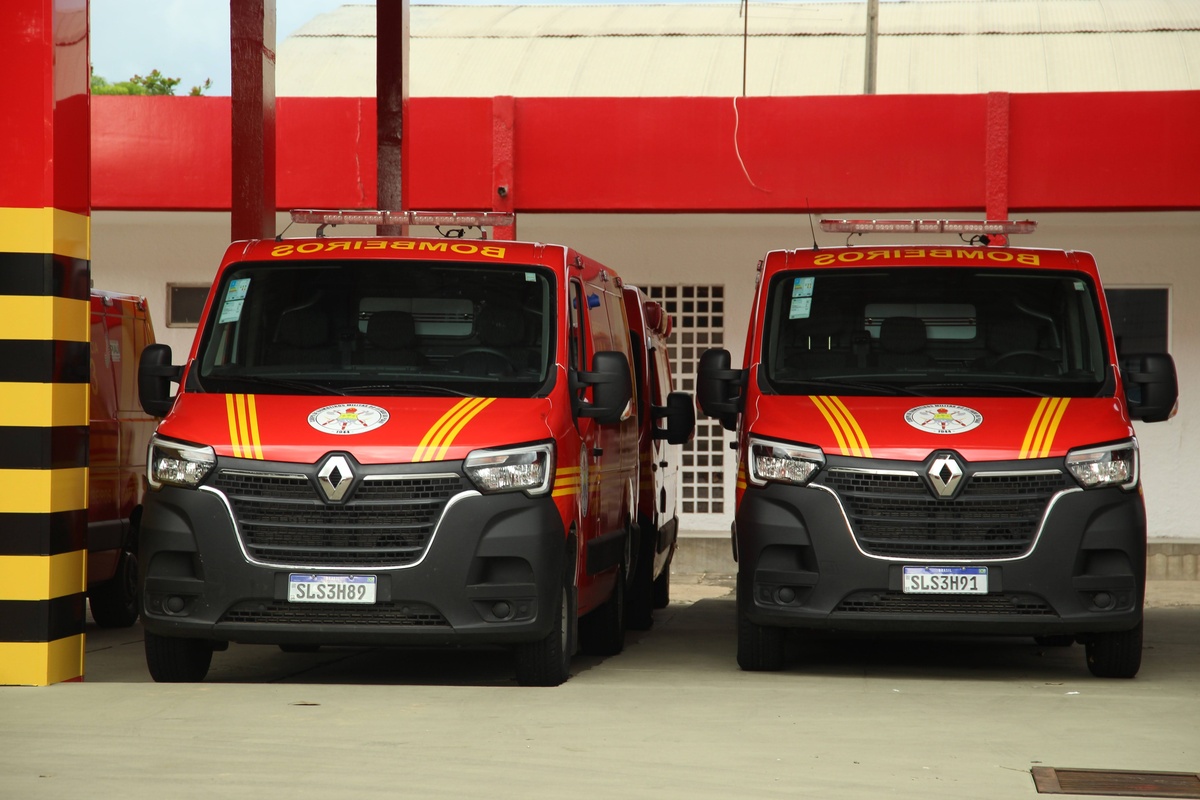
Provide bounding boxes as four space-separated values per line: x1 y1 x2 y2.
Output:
92 91 1200 214
230 0 276 241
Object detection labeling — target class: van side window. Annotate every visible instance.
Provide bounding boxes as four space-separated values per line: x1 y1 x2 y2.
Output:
569 281 585 372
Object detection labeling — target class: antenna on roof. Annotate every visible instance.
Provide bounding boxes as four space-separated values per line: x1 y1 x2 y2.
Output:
806 198 819 251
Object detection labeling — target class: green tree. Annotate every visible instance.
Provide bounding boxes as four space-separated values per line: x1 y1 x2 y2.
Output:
90 68 211 96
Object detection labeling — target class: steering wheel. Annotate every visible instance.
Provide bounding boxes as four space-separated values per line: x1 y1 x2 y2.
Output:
457 347 510 359
450 348 515 376
992 351 1059 374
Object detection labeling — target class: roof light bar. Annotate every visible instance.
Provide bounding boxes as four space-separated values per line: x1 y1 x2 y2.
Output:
820 219 1037 235
291 209 515 228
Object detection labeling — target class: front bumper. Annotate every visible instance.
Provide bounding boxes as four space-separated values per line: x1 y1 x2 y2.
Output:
139 477 566 648
736 479 1146 637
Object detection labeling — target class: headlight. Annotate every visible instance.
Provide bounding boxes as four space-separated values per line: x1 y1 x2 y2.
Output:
748 438 825 487
148 436 216 489
464 443 554 495
1066 440 1138 490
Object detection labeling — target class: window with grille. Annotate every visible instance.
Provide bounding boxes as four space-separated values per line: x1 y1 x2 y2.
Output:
643 284 726 515
166 284 210 328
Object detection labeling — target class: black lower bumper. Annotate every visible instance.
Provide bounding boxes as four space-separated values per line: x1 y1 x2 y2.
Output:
736 482 1146 637
139 485 566 648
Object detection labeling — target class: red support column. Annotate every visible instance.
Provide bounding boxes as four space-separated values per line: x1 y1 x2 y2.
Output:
377 0 410 235
492 96 516 240
985 92 1011 242
231 0 276 241
0 0 91 685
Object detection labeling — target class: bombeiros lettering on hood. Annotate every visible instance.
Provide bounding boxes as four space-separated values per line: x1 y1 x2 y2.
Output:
802 396 1072 459
269 240 508 259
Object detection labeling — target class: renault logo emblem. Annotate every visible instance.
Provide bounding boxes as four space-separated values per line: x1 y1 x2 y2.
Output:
317 455 354 502
927 454 963 498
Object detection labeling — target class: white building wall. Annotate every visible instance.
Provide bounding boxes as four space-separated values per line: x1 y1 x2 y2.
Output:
91 210 1198 539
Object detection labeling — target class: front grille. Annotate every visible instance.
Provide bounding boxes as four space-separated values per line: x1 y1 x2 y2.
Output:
212 470 468 567
221 600 448 626
836 591 1054 616
823 468 1069 559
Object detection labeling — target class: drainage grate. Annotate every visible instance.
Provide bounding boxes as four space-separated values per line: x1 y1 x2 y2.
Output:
1032 767 1200 798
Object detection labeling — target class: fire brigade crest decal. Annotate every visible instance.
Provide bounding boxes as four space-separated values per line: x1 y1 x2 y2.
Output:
308 404 390 435
904 404 983 435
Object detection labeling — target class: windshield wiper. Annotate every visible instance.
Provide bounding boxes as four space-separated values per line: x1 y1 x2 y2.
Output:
204 374 348 395
337 384 473 397
775 378 922 396
907 381 1049 398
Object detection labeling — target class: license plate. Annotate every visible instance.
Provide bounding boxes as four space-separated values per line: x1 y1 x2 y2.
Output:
902 566 988 595
288 574 377 604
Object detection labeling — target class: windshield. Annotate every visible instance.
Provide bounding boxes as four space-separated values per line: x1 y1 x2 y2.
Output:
761 267 1112 398
191 259 555 398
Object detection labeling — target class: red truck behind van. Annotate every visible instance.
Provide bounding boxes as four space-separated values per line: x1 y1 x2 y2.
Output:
89 289 159 627
136 210 693 685
623 286 694 629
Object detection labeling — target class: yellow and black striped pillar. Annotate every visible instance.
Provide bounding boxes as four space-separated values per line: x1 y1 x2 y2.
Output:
0 0 91 685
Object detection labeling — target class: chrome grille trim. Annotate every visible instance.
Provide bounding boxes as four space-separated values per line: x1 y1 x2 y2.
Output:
204 469 475 570
815 465 1080 563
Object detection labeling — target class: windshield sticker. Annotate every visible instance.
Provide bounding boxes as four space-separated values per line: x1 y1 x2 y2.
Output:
789 277 815 319
308 404 390 435
904 404 983 435
218 278 250 324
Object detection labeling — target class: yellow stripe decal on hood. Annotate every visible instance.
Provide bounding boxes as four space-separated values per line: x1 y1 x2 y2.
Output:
413 397 496 462
226 394 264 459
810 396 871 457
1021 397 1070 459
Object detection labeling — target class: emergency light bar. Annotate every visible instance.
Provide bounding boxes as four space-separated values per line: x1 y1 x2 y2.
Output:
291 209 515 228
820 219 1037 235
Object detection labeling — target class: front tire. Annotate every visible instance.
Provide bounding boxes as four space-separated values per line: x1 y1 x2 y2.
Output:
144 630 214 682
626 523 656 631
579 558 627 656
1085 621 1143 679
514 572 576 687
88 550 140 629
737 587 785 671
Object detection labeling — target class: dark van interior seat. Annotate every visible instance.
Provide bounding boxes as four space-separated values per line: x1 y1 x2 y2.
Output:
270 304 338 367
876 316 935 370
446 305 524 377
359 310 425 367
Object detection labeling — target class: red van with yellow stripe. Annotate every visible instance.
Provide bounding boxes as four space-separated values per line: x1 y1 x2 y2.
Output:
698 219 1178 678
136 211 641 685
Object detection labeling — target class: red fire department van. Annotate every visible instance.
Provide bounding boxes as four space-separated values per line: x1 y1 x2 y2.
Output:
88 289 158 627
698 219 1177 678
136 210 690 686
622 286 695 629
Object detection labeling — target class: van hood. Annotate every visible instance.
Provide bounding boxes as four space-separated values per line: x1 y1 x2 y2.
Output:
157 393 558 465
747 394 1133 462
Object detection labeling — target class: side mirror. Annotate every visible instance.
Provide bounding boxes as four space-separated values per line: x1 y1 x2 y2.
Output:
1122 353 1178 423
696 348 744 431
139 343 181 418
653 391 696 445
573 350 633 425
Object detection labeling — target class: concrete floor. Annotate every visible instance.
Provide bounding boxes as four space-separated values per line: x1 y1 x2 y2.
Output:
1 574 1197 800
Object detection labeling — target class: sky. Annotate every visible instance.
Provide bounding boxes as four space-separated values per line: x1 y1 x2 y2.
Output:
90 0 884 96
90 0 373 96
